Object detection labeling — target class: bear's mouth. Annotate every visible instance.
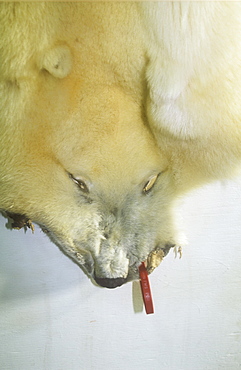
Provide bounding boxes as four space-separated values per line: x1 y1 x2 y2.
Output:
5 211 177 289
92 243 176 289
5 212 35 233
145 242 175 273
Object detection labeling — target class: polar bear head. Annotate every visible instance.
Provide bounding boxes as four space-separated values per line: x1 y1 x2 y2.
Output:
1 67 179 288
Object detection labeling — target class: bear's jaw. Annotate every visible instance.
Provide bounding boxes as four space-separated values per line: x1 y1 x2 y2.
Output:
5 212 35 233
50 226 176 288
5 210 176 288
91 243 176 288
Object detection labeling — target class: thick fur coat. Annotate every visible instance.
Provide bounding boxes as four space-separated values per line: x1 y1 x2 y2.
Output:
1 2 241 288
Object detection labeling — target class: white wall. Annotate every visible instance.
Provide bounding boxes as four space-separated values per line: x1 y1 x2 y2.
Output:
1 177 241 370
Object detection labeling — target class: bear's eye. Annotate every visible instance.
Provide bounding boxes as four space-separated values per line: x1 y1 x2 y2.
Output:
143 174 159 194
69 174 89 193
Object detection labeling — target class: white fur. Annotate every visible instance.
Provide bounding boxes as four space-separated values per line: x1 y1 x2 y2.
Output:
1 2 241 287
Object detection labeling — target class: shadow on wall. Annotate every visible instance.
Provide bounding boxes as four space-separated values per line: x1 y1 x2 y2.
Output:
0 214 89 302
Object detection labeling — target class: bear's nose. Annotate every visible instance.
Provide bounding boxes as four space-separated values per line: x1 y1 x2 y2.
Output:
95 276 127 289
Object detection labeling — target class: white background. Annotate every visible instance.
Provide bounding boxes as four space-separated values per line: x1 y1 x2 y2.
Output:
1 178 241 370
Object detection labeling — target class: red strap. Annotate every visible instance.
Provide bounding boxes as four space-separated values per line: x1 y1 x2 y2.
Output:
139 262 154 314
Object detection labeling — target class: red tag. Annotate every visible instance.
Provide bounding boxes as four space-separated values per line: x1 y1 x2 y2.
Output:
139 262 154 314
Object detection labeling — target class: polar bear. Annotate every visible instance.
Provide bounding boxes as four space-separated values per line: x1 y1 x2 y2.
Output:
1 2 241 288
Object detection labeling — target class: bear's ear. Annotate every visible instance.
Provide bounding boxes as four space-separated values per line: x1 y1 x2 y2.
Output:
37 45 72 79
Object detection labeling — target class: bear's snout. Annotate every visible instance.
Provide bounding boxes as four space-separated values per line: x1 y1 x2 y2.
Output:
94 276 127 289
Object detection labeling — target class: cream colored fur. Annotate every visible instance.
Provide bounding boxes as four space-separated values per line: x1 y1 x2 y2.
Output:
0 2 241 287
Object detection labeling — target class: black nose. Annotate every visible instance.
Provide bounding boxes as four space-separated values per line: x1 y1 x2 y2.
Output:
95 276 127 289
